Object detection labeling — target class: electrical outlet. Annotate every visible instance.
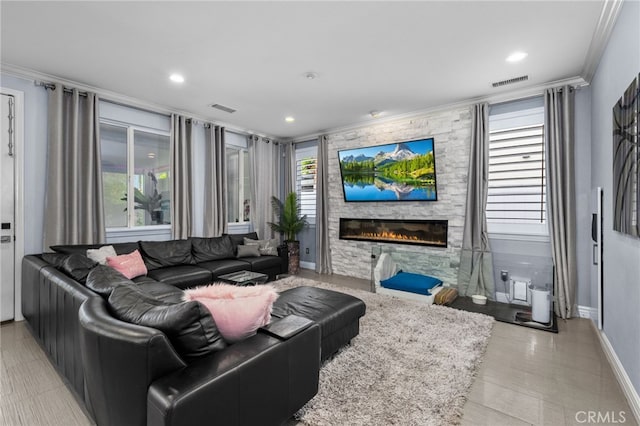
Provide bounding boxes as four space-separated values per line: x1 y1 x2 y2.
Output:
305 248 309 254
500 270 509 282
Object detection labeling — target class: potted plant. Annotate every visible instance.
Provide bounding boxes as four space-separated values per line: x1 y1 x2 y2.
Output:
122 171 164 224
268 192 308 274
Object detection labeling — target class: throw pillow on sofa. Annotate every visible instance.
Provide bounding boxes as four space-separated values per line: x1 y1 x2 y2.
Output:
86 265 135 297
139 239 194 270
183 283 279 343
243 237 279 256
106 249 147 279
236 244 261 258
226 232 258 254
86 245 116 265
109 284 227 360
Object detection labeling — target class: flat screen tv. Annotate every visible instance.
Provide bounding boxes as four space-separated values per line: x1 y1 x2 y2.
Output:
338 138 437 202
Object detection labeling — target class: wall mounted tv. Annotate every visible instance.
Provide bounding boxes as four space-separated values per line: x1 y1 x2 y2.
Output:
338 138 437 202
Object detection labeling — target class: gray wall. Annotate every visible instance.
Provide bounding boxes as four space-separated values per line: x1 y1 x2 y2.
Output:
574 87 594 309
0 74 47 255
590 0 640 395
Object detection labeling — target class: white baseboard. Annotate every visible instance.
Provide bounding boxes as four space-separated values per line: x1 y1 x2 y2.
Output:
577 305 598 322
592 322 640 424
300 261 316 270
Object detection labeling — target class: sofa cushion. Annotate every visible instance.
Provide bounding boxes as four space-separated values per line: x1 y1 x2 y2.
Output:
183 284 278 343
238 255 283 271
196 259 249 278
236 245 261 258
86 265 134 297
41 252 69 268
190 235 234 263
147 265 212 289
108 285 227 361
226 232 258 253
136 281 185 304
139 240 194 270
58 254 98 284
50 242 139 256
106 249 148 279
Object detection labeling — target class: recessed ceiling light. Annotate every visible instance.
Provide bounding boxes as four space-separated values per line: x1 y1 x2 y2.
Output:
304 72 318 80
506 51 528 63
169 73 185 83
369 110 382 118
285 116 295 123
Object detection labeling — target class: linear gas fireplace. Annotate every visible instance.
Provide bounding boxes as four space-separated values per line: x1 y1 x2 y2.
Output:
339 218 448 248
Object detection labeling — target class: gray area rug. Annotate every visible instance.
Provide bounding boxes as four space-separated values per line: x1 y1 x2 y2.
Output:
273 277 495 426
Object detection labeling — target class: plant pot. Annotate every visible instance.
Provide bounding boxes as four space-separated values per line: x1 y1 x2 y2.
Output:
287 240 300 275
151 210 163 224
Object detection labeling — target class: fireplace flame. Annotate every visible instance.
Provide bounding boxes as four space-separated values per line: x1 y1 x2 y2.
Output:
360 230 420 241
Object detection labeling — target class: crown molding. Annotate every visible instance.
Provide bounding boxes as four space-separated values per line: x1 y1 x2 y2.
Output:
291 76 587 143
0 62 278 140
581 0 624 83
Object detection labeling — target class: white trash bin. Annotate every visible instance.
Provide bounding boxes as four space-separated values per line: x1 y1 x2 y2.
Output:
531 286 551 323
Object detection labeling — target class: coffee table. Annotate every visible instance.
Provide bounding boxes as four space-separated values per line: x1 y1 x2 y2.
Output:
218 270 269 286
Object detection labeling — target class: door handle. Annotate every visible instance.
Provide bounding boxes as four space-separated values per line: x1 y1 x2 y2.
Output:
593 243 598 265
0 236 11 243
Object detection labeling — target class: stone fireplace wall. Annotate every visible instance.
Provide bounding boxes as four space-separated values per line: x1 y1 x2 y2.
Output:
326 106 472 286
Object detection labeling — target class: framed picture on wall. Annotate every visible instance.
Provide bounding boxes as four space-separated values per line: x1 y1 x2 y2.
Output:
612 73 639 238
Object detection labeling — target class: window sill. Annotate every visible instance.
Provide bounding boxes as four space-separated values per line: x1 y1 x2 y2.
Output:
488 232 550 243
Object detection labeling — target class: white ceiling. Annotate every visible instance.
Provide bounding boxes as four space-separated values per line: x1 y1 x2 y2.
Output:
1 1 606 139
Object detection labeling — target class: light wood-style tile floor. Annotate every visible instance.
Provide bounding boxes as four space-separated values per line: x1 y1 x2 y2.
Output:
0 270 636 426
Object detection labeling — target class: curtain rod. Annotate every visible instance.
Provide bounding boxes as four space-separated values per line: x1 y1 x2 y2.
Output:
35 80 90 97
33 78 270 138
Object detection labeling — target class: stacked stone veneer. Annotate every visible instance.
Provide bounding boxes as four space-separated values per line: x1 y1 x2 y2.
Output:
327 106 472 286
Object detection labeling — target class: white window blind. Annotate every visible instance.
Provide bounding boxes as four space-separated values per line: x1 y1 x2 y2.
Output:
487 124 546 225
295 147 317 222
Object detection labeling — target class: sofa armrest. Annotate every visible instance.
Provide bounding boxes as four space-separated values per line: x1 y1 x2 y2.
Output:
147 322 320 426
79 298 186 426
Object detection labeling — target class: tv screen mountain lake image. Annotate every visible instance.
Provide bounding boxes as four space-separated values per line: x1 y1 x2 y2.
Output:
338 138 437 202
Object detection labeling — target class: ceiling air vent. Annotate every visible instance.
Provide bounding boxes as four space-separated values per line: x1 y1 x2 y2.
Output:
209 103 237 114
492 75 529 88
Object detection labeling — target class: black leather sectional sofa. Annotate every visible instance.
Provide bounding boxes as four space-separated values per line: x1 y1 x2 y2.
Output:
21 233 366 426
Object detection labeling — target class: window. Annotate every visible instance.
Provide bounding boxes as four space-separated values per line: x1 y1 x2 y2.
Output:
295 145 317 224
487 99 546 235
226 147 251 223
100 122 171 228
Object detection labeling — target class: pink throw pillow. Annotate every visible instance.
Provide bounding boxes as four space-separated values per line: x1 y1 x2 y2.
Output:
183 283 279 343
106 250 147 279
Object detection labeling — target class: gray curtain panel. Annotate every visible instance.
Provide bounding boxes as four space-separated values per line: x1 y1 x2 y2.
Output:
282 142 295 197
315 135 332 274
203 124 227 236
249 135 279 239
171 115 193 239
458 103 495 298
43 84 105 249
545 86 577 319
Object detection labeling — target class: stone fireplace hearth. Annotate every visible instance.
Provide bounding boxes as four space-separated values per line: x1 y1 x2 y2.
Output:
339 218 448 248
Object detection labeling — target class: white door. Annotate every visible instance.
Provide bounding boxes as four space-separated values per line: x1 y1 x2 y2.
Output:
0 93 15 322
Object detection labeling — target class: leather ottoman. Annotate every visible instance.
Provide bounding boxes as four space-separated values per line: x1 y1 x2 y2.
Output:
271 286 366 361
